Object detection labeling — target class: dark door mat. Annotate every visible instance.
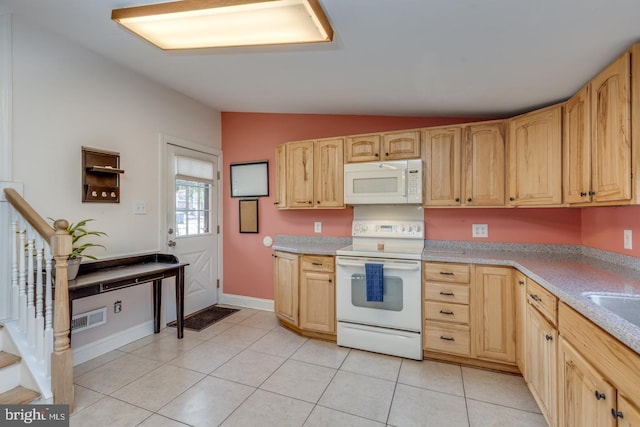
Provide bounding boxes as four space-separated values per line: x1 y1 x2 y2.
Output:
167 305 239 331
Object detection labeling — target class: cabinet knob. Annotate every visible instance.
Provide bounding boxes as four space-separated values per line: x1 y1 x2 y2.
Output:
374 153 379 157
328 279 332 283
317 201 321 204
611 409 624 419
467 198 472 202
455 198 460 202
589 191 596 196
545 334 553 341
580 192 587 197
509 197 515 202
518 280 525 286
385 153 389 156
595 391 606 400
307 201 313 204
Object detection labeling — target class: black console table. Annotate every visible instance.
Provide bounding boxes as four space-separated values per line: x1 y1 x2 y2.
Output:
56 253 188 339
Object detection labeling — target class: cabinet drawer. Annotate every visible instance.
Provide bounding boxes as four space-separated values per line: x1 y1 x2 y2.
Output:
424 301 470 324
527 279 558 325
425 282 470 304
424 321 471 356
301 255 334 272
424 262 470 284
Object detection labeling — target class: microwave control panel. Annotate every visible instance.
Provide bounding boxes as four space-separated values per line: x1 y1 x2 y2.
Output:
406 159 422 203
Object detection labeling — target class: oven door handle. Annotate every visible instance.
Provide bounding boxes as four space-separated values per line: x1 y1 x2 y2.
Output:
336 260 420 271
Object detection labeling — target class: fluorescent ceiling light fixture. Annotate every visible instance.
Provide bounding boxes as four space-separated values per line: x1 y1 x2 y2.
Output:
111 0 333 50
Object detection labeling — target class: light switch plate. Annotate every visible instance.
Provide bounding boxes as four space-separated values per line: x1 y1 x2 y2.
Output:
624 230 632 250
314 222 322 233
134 200 147 215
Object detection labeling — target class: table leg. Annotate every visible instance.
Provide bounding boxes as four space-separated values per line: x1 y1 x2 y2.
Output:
152 279 161 334
175 267 185 339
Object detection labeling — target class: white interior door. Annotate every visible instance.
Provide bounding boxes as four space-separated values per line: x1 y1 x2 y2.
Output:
166 143 219 316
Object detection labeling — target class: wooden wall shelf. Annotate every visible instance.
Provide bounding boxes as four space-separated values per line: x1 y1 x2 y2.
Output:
82 147 124 203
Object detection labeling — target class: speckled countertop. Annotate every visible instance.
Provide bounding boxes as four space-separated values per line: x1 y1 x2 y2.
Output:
273 236 640 355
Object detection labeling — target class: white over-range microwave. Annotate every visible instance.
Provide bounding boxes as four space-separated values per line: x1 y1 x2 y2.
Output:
344 159 423 205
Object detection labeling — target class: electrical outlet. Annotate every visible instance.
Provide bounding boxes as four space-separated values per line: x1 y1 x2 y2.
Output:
472 224 488 238
134 200 147 215
314 222 322 233
114 301 122 313
624 230 632 250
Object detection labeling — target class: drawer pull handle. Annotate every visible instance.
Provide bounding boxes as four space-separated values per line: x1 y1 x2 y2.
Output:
440 336 455 341
529 294 541 302
312 262 323 266
439 291 455 296
439 272 454 276
439 310 454 315
595 391 606 400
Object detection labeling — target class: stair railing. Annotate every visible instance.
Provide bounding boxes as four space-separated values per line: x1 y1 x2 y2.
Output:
3 188 73 409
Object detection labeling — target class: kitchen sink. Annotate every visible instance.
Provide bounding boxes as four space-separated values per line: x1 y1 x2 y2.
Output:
585 293 640 328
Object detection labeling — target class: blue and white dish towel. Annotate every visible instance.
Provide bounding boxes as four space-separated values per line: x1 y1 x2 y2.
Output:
365 263 384 302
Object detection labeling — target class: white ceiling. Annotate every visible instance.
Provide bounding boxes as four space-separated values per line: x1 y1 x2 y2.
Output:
2 0 640 117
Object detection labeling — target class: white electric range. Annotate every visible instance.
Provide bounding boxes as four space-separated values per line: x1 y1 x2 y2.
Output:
336 205 424 360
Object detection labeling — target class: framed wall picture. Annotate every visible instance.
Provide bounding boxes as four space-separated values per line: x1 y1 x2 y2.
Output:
230 161 269 198
239 199 259 233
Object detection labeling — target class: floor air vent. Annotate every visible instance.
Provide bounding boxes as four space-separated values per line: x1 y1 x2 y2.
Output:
71 307 107 333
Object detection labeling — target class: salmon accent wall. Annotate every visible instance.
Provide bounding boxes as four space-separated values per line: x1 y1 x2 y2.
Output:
582 206 640 257
221 112 636 301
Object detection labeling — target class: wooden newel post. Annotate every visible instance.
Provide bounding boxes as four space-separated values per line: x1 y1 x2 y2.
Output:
50 219 74 409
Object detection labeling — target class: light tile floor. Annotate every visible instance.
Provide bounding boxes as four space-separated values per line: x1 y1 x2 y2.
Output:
71 307 548 427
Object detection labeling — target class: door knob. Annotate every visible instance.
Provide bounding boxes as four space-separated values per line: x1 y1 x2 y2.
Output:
168 240 176 247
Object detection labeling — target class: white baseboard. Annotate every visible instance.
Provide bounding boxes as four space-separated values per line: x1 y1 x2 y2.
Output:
72 320 154 366
220 293 274 312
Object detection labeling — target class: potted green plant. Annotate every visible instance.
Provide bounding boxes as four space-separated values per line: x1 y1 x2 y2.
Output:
52 218 107 280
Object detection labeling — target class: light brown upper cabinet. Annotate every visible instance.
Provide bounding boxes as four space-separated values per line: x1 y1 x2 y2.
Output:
564 51 632 205
382 130 421 160
423 126 462 206
423 121 505 207
345 133 381 162
345 130 420 162
462 121 506 206
507 104 563 206
274 143 287 208
283 137 344 209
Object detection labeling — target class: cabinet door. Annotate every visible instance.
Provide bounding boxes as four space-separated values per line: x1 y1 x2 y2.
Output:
558 337 615 427
274 144 287 208
526 306 557 427
564 85 592 204
345 134 381 163
423 126 462 206
590 52 631 203
514 271 527 378
618 394 640 427
462 122 505 206
299 257 335 334
507 105 562 206
314 138 344 208
474 266 515 363
273 252 299 326
383 130 421 160
287 141 314 208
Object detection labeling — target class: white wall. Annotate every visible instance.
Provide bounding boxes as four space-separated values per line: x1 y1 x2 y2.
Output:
10 16 221 348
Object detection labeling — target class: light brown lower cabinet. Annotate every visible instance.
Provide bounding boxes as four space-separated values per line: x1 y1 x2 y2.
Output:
558 302 640 427
299 255 335 334
527 302 557 427
273 251 336 339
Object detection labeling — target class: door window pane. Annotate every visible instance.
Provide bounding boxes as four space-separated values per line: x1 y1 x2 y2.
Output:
176 179 211 237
